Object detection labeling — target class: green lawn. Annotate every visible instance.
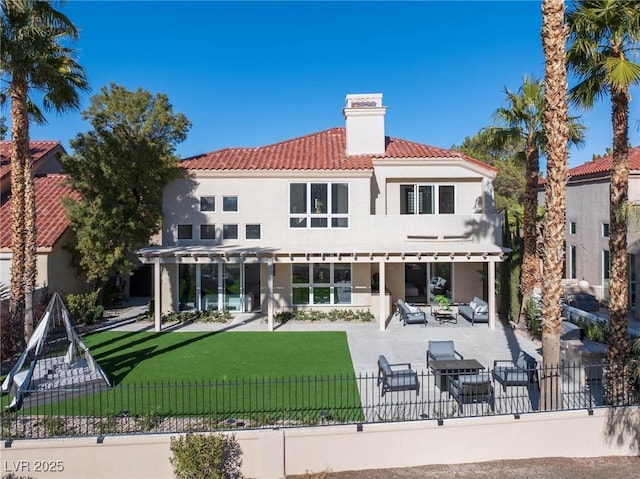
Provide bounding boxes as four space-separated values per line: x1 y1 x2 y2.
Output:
83 330 356 384
13 331 364 423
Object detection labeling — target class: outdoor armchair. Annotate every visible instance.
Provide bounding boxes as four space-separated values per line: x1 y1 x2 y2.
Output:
396 299 427 326
426 340 463 367
377 355 420 397
492 351 539 391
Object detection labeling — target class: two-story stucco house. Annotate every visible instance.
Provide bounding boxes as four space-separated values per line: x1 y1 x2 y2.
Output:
0 141 89 295
138 94 507 331
555 146 640 315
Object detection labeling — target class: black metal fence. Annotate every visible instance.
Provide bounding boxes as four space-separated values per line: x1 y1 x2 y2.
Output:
1 361 635 439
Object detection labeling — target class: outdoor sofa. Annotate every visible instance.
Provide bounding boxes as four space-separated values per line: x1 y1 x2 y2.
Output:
564 293 599 312
377 355 420 396
395 299 427 326
458 296 489 325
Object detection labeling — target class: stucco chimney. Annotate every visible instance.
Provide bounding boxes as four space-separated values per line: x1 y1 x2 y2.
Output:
343 93 387 156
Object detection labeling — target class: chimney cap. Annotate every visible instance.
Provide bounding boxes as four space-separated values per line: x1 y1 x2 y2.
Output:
345 93 383 109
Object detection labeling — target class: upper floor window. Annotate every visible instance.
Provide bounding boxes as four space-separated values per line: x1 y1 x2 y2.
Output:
569 221 576 235
602 223 610 238
177 224 193 240
223 196 238 212
289 182 349 228
400 184 455 215
200 196 215 212
200 224 216 240
222 224 238 240
246 224 261 240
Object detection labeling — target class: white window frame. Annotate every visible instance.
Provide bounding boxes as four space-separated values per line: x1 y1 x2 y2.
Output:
602 222 610 238
222 196 238 212
400 183 456 215
222 224 238 240
246 224 261 240
568 244 577 279
569 221 577 235
200 196 215 212
177 224 193 240
288 182 350 229
200 224 216 240
291 263 352 305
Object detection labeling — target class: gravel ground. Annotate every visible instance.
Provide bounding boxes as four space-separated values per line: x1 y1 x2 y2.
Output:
287 456 640 478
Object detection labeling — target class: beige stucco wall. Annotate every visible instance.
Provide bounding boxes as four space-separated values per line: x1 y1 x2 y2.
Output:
1 230 89 295
453 262 485 303
3 408 637 479
162 168 503 252
44 230 91 294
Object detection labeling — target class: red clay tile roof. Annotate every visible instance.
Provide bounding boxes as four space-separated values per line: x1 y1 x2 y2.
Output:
0 141 64 182
567 146 640 178
180 127 496 172
0 174 78 249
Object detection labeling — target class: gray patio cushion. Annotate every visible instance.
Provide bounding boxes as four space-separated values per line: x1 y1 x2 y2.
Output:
428 340 456 360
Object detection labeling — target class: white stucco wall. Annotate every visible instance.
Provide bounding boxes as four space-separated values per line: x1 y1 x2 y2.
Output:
2 408 637 479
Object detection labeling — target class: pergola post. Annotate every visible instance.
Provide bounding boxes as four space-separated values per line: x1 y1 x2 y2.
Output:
154 257 162 332
379 259 386 331
267 258 274 331
488 258 496 330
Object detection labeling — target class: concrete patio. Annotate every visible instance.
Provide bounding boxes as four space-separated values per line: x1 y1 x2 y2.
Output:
104 302 543 377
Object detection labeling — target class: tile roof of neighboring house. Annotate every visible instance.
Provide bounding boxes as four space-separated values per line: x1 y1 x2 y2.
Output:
568 146 640 178
0 174 78 249
0 141 64 183
180 127 496 172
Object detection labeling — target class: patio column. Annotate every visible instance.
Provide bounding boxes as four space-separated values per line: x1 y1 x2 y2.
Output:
154 257 162 332
488 258 496 330
267 258 274 331
379 259 386 331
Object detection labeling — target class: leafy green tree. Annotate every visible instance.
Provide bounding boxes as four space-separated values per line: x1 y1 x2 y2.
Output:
62 83 191 293
567 0 640 405
483 75 584 328
1 0 88 342
452 129 526 215
0 116 7 139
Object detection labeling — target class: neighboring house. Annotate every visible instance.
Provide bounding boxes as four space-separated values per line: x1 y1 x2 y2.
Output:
550 146 640 315
138 94 507 331
0 167 89 296
0 141 66 198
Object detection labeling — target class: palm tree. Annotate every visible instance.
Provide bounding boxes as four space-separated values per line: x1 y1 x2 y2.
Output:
484 76 584 328
567 0 640 405
1 0 88 342
540 0 570 411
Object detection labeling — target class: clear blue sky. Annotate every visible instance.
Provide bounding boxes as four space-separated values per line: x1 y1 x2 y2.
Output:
19 1 640 167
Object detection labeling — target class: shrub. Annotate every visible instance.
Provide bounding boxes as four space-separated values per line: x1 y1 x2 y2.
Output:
275 309 373 323
525 297 542 339
0 301 23 360
170 432 243 479
65 291 104 325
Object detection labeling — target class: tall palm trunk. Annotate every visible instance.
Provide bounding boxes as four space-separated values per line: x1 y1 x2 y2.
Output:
606 86 631 405
9 75 28 336
23 145 36 342
540 0 568 410
518 140 541 326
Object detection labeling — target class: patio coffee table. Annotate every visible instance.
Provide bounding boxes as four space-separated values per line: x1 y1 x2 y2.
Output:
429 359 484 390
433 308 457 324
